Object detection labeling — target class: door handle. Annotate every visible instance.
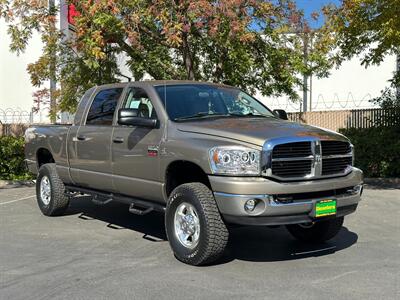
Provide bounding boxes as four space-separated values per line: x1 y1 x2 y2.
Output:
113 137 124 144
76 135 87 141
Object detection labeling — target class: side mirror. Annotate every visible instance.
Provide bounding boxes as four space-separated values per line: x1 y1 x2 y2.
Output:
117 108 158 128
273 109 288 120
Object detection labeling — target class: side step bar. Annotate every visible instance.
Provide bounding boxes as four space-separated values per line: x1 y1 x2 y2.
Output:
65 185 166 215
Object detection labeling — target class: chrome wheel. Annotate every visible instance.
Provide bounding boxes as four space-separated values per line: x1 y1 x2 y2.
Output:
40 176 51 205
174 202 201 249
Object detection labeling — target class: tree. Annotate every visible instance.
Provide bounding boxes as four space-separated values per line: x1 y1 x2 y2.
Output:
0 0 333 115
322 0 400 86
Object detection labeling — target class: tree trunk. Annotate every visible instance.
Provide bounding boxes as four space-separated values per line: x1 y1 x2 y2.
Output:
397 53 400 98
182 33 195 80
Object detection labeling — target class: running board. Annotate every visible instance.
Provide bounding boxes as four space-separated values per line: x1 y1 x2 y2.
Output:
64 185 166 214
92 194 113 205
129 204 154 216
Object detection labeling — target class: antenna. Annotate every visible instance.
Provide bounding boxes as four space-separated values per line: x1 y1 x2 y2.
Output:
164 80 167 113
116 72 132 82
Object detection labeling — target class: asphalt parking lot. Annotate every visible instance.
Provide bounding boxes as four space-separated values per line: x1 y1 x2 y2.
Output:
0 185 399 300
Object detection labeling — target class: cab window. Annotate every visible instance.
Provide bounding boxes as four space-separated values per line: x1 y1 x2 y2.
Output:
86 88 123 125
123 87 155 119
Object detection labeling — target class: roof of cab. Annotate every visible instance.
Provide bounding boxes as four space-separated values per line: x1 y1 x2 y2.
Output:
95 80 235 89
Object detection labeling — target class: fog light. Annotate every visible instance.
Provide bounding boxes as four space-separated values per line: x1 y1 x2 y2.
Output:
244 199 257 212
347 184 363 195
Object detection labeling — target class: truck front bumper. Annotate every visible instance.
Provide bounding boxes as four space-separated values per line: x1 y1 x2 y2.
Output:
209 168 363 226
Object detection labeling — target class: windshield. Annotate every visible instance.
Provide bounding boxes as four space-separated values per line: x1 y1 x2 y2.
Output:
154 84 275 121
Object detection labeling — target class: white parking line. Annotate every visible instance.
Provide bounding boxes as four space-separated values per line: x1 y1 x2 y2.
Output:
291 246 336 256
0 195 36 205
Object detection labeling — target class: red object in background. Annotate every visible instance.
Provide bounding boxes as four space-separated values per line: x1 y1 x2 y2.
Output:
68 4 80 26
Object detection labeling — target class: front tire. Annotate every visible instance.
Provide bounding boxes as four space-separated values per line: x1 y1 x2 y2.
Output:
165 183 229 266
36 163 69 216
286 217 344 243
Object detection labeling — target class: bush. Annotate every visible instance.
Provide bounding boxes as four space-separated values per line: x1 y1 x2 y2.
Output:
339 126 400 178
0 136 32 180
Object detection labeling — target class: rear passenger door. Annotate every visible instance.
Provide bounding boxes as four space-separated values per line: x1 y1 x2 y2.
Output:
70 87 123 191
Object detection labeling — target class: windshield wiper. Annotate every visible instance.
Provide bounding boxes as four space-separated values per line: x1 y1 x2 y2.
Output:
174 112 275 121
174 112 230 121
228 113 275 118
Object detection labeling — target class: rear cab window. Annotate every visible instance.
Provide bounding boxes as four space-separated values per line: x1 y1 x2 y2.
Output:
86 88 123 125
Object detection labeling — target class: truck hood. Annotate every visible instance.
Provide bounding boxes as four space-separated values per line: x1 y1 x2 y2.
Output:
177 117 347 146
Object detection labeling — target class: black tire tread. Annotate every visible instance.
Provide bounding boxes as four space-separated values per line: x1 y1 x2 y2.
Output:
166 183 229 266
36 163 69 216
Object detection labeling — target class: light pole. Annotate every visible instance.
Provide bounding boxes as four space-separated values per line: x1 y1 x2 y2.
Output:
49 0 57 123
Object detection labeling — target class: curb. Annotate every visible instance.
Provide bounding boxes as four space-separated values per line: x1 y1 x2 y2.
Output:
364 178 400 189
0 179 35 189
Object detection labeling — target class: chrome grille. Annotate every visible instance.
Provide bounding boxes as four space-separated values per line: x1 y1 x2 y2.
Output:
262 137 353 181
272 160 312 178
272 142 312 158
322 157 353 175
321 141 351 155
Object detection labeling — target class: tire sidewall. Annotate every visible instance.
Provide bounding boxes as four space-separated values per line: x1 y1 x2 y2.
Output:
36 165 55 215
165 187 209 263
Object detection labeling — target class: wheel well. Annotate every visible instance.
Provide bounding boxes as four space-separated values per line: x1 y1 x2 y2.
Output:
165 161 211 197
37 148 55 167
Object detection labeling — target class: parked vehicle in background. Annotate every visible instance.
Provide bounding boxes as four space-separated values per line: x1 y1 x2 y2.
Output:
25 81 363 265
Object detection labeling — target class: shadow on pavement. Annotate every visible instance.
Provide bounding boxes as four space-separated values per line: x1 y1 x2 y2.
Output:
221 225 358 264
66 195 167 241
66 195 358 264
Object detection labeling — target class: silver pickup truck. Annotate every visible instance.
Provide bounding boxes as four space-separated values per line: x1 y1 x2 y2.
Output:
25 81 363 265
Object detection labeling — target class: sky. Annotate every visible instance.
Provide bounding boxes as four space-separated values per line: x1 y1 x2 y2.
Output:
295 0 341 27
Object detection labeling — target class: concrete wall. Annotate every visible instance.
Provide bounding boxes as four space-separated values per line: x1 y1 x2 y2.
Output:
260 54 397 112
0 20 48 116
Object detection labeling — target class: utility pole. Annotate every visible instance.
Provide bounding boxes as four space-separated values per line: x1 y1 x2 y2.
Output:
49 0 57 123
302 33 309 112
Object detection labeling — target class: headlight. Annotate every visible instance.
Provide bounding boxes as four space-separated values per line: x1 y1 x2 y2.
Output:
209 146 261 175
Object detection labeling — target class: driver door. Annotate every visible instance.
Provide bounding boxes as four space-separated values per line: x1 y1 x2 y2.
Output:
111 86 164 201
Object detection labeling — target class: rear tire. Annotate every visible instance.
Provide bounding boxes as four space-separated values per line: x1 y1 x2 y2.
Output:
165 183 229 266
36 163 69 216
286 217 344 243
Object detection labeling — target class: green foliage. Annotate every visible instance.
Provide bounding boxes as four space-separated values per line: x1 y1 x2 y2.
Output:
0 136 32 180
369 87 400 126
339 127 400 178
0 0 334 113
371 87 400 109
323 0 400 85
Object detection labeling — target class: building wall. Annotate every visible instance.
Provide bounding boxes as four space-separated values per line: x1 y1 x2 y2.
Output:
0 19 48 119
262 54 397 112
